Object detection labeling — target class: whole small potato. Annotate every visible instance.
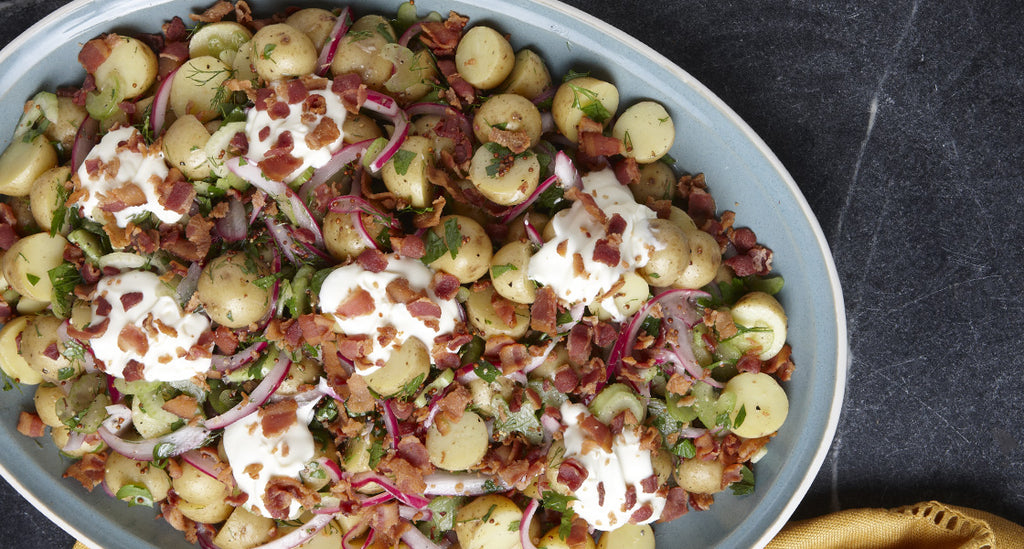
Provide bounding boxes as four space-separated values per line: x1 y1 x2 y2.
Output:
426 410 489 471
673 230 722 290
330 16 396 88
381 135 435 209
284 8 336 50
465 284 529 340
723 372 789 438
427 215 493 283
490 240 536 304
343 113 384 144
20 315 76 383
322 210 383 261
33 384 65 428
29 166 71 231
499 49 552 100
197 252 273 328
172 461 231 506
251 23 318 81
729 291 788 360
630 161 676 204
612 101 675 163
104 451 171 503
163 115 212 180
467 145 540 206
639 218 691 285
551 76 619 142
170 56 232 122
1 232 67 302
455 26 514 90
0 134 58 197
674 457 726 494
472 93 543 148
669 205 698 233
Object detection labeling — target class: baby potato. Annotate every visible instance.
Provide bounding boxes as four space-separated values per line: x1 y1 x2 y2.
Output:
381 135 435 209
723 372 789 438
363 338 430 397
383 45 438 103
29 166 71 231
284 8 336 51
427 215 493 283
172 461 231 506
1 232 67 302
473 93 543 148
467 145 541 206
673 230 722 290
499 49 552 100
251 23 318 81
673 458 725 494
213 507 275 549
170 56 232 122
343 113 384 144
729 291 788 360
630 161 676 204
490 240 536 304
426 410 489 471
612 101 675 163
669 205 698 233
455 26 514 90
330 16 396 88
44 96 88 150
465 284 530 340
597 524 655 549
33 384 64 428
639 219 690 285
322 210 377 261
595 270 649 321
188 21 253 61
20 315 76 384
231 40 258 83
0 133 58 197
410 114 455 158
197 252 273 328
455 495 523 549
539 525 596 549
89 35 158 100
163 115 212 180
104 450 171 503
0 316 42 384
505 211 549 244
50 426 104 458
551 76 619 143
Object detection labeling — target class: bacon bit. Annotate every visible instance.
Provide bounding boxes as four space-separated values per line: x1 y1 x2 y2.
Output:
565 187 608 225
306 117 340 150
159 176 196 214
302 93 326 117
630 502 654 523
430 271 461 301
557 458 588 491
41 342 60 361
686 187 716 225
0 224 17 251
118 325 150 356
284 78 309 104
666 372 693 396
162 16 188 42
397 435 432 472
63 452 107 491
261 399 299 438
395 232 426 259
593 321 617 348
689 492 715 511
268 100 291 120
16 411 46 438
343 374 376 414
498 342 529 374
437 58 476 105
189 0 234 23
736 354 762 374
297 314 334 346
592 236 621 266
694 432 719 461
334 288 375 318
553 364 578 393
78 35 116 73
579 413 613 453
336 334 372 363
418 12 468 56
263 477 320 520
640 474 659 494
530 286 558 335
122 359 145 382
103 182 147 210
258 152 303 182
162 394 200 420
579 131 624 158
436 383 471 424
368 501 409 549
119 291 144 311
566 323 593 366
489 128 531 154
659 486 690 522
331 73 368 114
731 227 758 254
356 248 388 273
160 495 199 543
67 316 109 341
212 325 239 355
614 157 641 186
566 517 590 549
386 278 422 304
763 344 795 381
490 292 518 328
407 298 442 321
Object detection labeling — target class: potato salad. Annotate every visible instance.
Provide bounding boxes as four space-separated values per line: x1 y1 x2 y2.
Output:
0 1 796 548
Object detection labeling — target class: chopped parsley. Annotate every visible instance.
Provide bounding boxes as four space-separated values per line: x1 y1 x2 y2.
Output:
48 262 81 319
568 83 611 123
421 217 462 264
390 149 417 175
730 465 756 496
490 263 518 279
473 360 501 383
541 490 577 540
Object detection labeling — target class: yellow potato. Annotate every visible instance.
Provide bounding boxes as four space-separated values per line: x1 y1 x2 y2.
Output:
426 410 489 471
197 252 273 328
465 284 529 340
1 232 68 302
91 35 158 100
29 166 71 231
674 458 725 494
723 372 789 438
455 495 523 549
251 23 318 81
455 26 514 90
630 161 676 204
104 451 171 503
729 291 788 360
597 524 655 549
639 219 690 285
162 115 212 180
472 93 543 148
427 215 493 283
363 338 430 397
499 49 552 100
467 145 540 206
188 21 252 61
172 462 231 506
551 76 619 142
0 316 42 384
170 56 231 122
284 8 336 50
0 134 58 197
44 96 88 150
33 384 64 427
612 101 675 163
381 135 435 209
672 230 722 290
595 270 649 321
213 507 275 549
19 315 76 383
490 240 536 304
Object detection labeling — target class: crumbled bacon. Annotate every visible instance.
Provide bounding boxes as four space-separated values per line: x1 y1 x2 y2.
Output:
630 502 654 523
159 176 196 214
63 452 108 491
553 364 578 393
162 395 200 420
489 128 531 154
418 12 468 56
334 288 374 318
614 157 640 186
189 0 234 23
120 291 144 311
356 248 388 273
557 458 588 491
407 298 442 321
263 477 320 520
260 399 298 437
490 292 518 328
658 487 690 522
118 325 150 356
331 73 367 114
565 187 608 224
16 411 46 438
78 35 117 73
579 413 613 453
385 278 421 304
592 236 621 266
367 501 408 548
430 271 461 301
762 344 795 381
436 383 471 424
530 286 558 335
566 323 593 366
306 117 340 150
258 152 303 182
437 58 476 105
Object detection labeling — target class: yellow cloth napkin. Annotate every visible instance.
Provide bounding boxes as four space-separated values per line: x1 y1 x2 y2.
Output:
71 500 1024 549
768 501 1024 549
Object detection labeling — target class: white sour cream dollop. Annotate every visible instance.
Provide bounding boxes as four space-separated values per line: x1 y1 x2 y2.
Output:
90 270 212 382
74 126 179 227
223 397 320 519
560 402 666 530
318 255 460 375
528 168 662 320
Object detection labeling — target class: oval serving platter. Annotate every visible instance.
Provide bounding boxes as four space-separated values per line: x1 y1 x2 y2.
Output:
0 0 848 547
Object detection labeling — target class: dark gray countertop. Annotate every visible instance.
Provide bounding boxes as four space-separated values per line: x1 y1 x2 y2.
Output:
1 0 1022 547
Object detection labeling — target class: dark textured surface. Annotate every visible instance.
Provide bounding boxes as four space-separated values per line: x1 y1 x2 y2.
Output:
1 0 1022 546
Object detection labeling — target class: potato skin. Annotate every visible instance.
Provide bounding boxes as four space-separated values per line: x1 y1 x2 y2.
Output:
170 56 231 122
612 101 675 163
455 26 515 90
551 76 619 142
427 215 493 283
251 23 318 81
162 114 212 180
197 252 272 328
1 232 67 302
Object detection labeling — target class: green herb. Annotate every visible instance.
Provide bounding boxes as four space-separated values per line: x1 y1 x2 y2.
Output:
20 118 51 143
672 439 697 459
567 83 611 123
367 437 385 469
57 367 76 381
391 149 417 175
734 403 747 429
261 43 276 60
347 29 374 42
623 130 634 153
253 274 278 289
660 152 677 165
25 273 40 286
421 229 447 264
482 142 532 178
490 263 518 279
459 336 485 366
153 441 176 460
473 360 501 383
50 180 71 236
492 395 543 445
420 496 464 542
541 490 577 540
397 372 426 399
375 226 392 252
730 465 756 496
508 519 521 532
534 183 567 213
115 484 154 507
562 69 590 82
444 217 462 259
640 315 661 337
555 310 573 326
48 262 81 319
315 399 339 423
376 22 396 42
61 339 86 368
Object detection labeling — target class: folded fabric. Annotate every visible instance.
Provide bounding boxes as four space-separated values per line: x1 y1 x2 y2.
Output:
768 501 1024 549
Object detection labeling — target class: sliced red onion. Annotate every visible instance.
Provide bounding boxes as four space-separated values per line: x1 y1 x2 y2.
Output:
397 22 423 47
204 353 291 430
522 340 558 375
423 472 506 496
62 431 88 453
196 524 221 549
211 341 269 372
363 91 400 117
553 150 582 189
175 261 202 306
182 448 234 486
251 512 338 549
532 86 555 106
316 456 342 483
608 288 710 375
497 174 557 224
227 157 324 247
316 7 351 76
304 138 373 194
400 521 444 549
150 66 178 136
217 196 248 242
405 102 473 139
366 110 408 174
679 426 709 439
540 110 555 134
455 363 479 384
351 472 431 509
70 116 99 172
98 424 210 461
380 399 401 449
317 376 348 402
399 505 432 522
520 499 540 549
523 216 543 247
105 374 122 404
102 403 132 434
540 412 561 437
265 217 299 264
